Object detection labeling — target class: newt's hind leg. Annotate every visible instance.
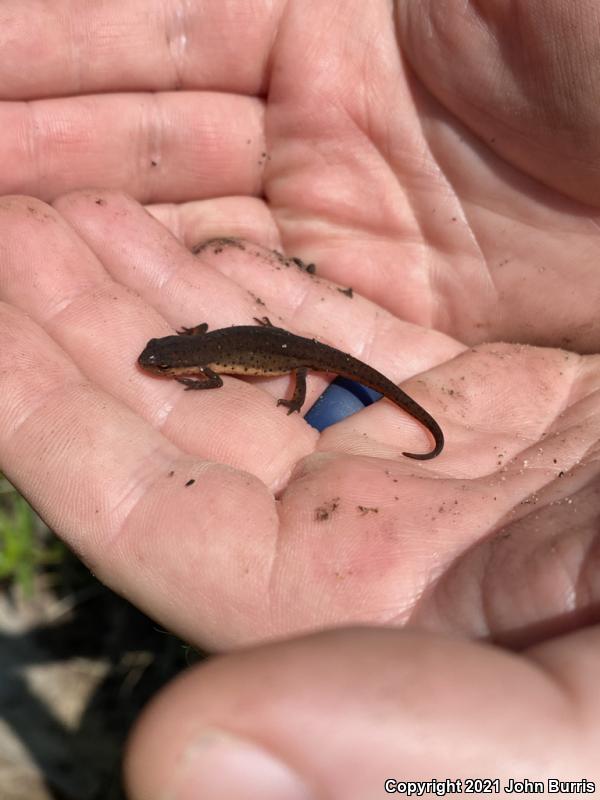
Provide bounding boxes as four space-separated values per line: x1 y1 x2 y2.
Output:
277 368 307 414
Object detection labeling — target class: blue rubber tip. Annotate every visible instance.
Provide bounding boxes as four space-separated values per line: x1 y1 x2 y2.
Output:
304 377 382 432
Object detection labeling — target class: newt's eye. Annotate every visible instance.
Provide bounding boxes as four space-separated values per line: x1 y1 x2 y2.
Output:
146 358 170 370
139 350 171 370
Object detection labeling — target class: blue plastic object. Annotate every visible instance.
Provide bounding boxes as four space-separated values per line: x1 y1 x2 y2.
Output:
304 377 382 432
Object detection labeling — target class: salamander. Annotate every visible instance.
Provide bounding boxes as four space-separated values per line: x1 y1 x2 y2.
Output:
138 317 444 460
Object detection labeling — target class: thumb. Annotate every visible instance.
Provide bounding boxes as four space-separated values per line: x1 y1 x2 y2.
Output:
124 626 600 799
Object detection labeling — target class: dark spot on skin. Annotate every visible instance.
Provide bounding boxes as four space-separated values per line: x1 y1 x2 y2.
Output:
315 498 340 521
290 256 317 274
95 198 106 205
185 479 195 487
338 287 353 298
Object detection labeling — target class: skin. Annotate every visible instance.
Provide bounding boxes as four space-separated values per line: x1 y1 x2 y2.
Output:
0 1 599 797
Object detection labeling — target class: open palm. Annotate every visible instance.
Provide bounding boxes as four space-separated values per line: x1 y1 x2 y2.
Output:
1 1 599 793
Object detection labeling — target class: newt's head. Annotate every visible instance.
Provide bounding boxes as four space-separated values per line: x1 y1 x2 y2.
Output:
137 336 183 375
138 335 207 376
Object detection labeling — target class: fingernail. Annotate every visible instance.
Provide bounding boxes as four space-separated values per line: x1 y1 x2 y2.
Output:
163 728 315 800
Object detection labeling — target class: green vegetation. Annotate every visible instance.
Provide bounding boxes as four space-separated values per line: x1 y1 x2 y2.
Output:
0 484 64 595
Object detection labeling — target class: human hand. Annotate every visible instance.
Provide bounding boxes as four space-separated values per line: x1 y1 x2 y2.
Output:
2 189 597 800
3 1 600 348
1 0 599 796
125 627 600 799
3 189 597 650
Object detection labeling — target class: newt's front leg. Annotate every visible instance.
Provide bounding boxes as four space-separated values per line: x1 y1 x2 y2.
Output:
176 367 223 391
177 323 209 337
277 368 308 414
253 316 274 328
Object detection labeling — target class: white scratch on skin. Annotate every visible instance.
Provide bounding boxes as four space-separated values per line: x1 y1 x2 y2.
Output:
166 0 190 79
587 217 600 233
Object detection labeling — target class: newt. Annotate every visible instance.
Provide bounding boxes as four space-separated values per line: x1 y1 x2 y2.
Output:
138 317 444 460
